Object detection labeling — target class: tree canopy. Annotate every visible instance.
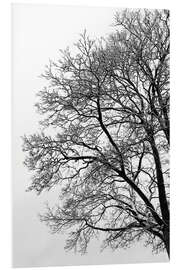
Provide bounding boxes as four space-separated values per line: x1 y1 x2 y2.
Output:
22 9 170 257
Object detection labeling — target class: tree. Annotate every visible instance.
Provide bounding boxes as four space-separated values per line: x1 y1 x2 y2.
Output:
22 9 170 257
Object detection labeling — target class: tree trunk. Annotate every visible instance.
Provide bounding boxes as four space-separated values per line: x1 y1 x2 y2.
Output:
163 227 170 258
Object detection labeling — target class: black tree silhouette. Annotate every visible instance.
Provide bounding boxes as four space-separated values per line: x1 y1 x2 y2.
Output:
22 9 170 257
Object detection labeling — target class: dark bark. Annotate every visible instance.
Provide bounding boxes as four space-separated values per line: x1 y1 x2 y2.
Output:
163 227 170 258
150 137 169 226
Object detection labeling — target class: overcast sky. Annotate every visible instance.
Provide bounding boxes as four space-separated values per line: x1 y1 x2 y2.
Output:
12 4 168 267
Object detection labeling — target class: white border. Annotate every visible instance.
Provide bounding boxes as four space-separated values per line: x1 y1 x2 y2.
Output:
0 0 179 269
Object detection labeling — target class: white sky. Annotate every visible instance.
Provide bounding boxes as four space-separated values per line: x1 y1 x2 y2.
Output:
12 4 168 267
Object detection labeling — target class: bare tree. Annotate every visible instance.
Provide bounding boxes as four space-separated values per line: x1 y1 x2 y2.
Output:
22 9 170 257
